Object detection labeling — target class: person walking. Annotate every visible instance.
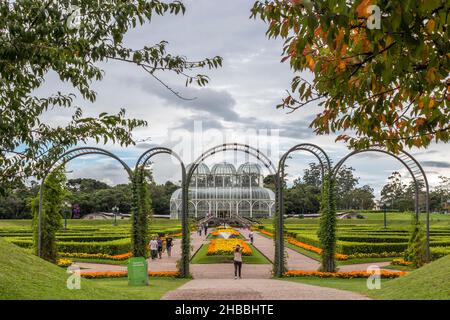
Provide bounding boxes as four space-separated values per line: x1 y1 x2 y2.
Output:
203 223 208 236
249 230 254 245
166 236 173 257
149 236 158 260
198 224 202 236
157 237 163 259
233 244 243 279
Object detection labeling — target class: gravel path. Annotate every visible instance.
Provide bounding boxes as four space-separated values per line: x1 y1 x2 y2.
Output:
162 279 370 300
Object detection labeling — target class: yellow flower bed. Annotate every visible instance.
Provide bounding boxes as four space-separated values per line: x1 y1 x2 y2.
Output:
207 239 252 256
57 258 73 267
391 258 413 266
211 228 241 237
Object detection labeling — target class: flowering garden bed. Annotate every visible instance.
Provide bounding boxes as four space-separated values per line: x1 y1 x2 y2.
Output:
79 271 179 279
284 270 406 279
207 239 252 256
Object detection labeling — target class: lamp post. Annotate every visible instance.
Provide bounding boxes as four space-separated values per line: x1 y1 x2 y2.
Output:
63 201 71 231
382 203 387 229
112 205 119 226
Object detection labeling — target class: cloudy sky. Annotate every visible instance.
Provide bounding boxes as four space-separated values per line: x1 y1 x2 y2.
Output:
40 0 450 198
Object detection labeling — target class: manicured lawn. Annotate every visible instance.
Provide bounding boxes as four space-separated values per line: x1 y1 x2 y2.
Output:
284 277 370 296
191 244 270 264
368 255 450 300
285 255 450 300
88 277 189 299
0 238 187 299
285 242 321 260
337 257 399 266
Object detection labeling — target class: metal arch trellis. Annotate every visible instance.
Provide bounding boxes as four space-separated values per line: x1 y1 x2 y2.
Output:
332 145 430 260
276 143 332 277
187 143 277 184
135 147 189 277
37 147 133 257
187 143 282 274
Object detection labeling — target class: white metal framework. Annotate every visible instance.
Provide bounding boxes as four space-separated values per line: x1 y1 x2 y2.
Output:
170 162 275 219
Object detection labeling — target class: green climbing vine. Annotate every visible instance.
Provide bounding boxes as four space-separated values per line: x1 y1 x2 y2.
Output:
318 173 337 272
404 216 427 268
131 168 152 258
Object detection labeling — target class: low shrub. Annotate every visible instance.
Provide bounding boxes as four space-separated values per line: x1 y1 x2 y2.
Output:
55 239 131 255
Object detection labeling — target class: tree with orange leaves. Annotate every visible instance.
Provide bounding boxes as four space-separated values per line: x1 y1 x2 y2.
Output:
251 0 449 152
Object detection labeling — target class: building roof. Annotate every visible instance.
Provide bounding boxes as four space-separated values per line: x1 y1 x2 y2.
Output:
237 162 261 175
211 162 236 176
186 162 210 175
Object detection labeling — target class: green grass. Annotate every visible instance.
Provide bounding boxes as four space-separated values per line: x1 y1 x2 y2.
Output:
285 254 450 300
191 244 271 264
0 218 181 229
337 257 399 266
0 238 188 299
286 239 398 265
284 277 370 296
368 254 450 300
285 242 321 260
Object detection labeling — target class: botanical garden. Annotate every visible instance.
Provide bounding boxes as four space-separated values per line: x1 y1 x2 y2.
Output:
1 0 449 303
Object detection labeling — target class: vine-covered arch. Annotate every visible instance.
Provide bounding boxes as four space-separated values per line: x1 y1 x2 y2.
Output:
135 147 189 277
37 147 132 257
277 143 332 276
332 145 430 259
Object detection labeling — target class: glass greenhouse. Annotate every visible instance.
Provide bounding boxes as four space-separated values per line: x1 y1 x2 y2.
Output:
170 162 275 219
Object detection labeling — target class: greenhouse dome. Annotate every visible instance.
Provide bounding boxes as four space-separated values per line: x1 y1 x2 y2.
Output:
170 161 275 219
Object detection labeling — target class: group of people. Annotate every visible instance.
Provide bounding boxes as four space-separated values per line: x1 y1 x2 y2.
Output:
197 222 209 236
148 236 174 260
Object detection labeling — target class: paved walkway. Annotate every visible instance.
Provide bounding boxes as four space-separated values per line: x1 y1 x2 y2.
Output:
241 228 320 271
76 229 394 275
74 228 396 300
162 279 370 300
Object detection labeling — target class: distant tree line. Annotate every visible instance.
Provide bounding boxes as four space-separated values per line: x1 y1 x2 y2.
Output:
381 172 450 213
1 165 449 219
264 163 376 215
0 175 178 219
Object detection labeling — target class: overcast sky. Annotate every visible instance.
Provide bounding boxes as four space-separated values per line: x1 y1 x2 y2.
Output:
39 0 450 198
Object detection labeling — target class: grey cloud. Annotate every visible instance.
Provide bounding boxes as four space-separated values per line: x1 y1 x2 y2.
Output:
135 142 158 149
421 161 450 168
175 116 225 131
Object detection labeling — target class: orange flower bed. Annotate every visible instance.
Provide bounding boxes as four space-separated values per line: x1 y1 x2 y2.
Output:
287 238 349 261
259 230 274 237
284 270 406 278
80 270 179 279
111 252 133 260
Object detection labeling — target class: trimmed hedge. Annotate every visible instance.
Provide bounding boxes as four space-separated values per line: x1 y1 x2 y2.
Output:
7 238 131 255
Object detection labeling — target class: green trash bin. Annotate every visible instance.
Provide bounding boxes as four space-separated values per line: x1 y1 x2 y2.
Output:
127 257 149 286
